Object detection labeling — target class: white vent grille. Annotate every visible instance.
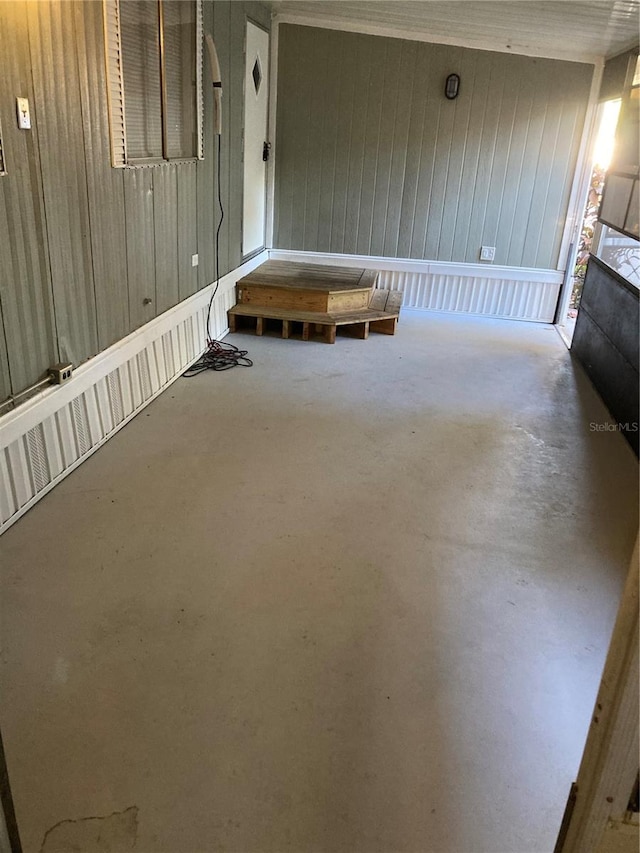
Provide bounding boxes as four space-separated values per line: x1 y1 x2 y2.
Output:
107 369 124 425
137 350 153 400
26 425 50 493
72 396 91 456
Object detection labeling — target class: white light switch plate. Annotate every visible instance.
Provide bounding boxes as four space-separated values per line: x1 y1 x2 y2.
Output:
16 97 31 129
191 254 199 267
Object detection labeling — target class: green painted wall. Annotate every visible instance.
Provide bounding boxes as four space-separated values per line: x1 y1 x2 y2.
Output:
0 0 269 400
274 24 593 269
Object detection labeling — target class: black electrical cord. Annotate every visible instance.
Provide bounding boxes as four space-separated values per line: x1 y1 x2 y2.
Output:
184 134 252 377
183 338 252 374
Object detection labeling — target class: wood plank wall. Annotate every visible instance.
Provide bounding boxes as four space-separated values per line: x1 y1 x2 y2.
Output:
274 24 592 269
0 0 270 399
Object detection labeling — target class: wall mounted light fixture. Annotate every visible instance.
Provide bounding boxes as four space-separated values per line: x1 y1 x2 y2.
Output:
205 33 223 135
445 73 460 100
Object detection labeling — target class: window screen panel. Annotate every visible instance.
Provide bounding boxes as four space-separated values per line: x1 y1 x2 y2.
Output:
162 0 197 158
612 86 639 174
600 174 634 230
120 0 163 160
624 180 639 238
597 226 640 288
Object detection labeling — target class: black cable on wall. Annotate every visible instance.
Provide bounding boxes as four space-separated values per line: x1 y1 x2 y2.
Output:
184 134 252 376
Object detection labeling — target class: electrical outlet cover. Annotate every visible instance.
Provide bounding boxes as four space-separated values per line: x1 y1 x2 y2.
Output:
480 245 496 261
16 97 31 129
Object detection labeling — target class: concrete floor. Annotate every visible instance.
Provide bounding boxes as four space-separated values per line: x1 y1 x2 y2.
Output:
1 310 637 853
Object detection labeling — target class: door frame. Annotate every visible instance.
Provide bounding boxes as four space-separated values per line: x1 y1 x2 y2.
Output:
554 59 604 326
264 18 279 251
241 15 271 261
554 536 639 852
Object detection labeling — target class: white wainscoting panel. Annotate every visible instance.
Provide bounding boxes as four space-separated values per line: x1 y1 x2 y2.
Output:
378 270 560 321
0 252 267 535
269 250 563 322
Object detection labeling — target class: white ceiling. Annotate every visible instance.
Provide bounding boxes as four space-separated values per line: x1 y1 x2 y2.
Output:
271 1 640 63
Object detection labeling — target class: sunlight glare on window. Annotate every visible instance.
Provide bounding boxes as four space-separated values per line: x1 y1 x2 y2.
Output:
593 99 621 170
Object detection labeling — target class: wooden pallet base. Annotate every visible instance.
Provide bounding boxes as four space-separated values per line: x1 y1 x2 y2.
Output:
228 311 398 344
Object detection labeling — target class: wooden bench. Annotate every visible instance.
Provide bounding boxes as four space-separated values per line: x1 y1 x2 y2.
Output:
228 288 402 344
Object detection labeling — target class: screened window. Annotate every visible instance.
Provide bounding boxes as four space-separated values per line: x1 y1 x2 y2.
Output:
104 0 203 166
596 226 640 288
598 54 639 240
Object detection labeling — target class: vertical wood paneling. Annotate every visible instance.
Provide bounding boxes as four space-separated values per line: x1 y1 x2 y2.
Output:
0 0 267 408
274 25 592 269
421 45 460 260
214 1 231 276
0 309 10 404
529 65 587 268
74 0 129 351
494 58 536 264
153 165 179 314
288 28 317 250
408 43 442 259
27 0 98 366
302 28 332 250
398 43 431 258
177 163 198 300
438 47 480 260
354 37 386 256
370 38 402 255
328 32 357 254
503 59 549 265
272 19 299 250
382 40 415 258
463 55 505 266
316 32 341 253
0 0 58 394
450 51 492 261
341 34 374 253
124 169 156 330
480 54 521 257
197 0 215 289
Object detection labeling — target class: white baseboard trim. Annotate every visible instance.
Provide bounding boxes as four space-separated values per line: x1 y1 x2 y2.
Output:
0 251 268 535
268 249 562 322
